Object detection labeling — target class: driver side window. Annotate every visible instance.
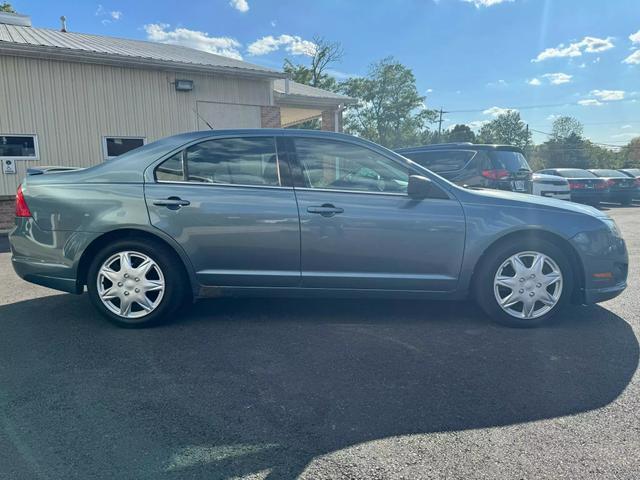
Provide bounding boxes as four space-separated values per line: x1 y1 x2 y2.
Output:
293 138 409 193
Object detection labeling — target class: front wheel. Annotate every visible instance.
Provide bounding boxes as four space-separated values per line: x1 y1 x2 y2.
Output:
87 239 187 327
475 240 574 327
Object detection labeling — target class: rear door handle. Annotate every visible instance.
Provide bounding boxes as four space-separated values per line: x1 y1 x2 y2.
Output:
153 197 191 209
307 204 344 217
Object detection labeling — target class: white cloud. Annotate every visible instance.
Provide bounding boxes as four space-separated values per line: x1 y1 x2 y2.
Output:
483 106 518 117
270 20 277 27
578 99 603 107
546 114 560 121
229 0 249 12
468 120 489 129
623 50 640 65
591 89 625 101
532 36 614 62
463 0 514 7
629 30 640 44
426 88 434 93
144 24 243 60
247 34 316 56
622 124 632 129
527 78 542 86
541 72 573 85
95 4 122 23
487 79 508 87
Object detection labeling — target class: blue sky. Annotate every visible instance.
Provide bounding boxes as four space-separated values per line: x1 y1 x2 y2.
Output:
13 0 640 145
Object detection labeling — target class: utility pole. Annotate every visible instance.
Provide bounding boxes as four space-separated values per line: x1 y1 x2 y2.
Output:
437 107 448 142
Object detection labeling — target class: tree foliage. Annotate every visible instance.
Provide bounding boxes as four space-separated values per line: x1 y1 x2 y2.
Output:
478 111 531 149
0 2 15 12
622 137 640 168
339 57 437 148
442 124 476 143
283 36 342 92
551 116 584 140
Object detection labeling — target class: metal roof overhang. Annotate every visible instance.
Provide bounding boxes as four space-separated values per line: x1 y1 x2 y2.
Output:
0 43 288 80
274 92 357 109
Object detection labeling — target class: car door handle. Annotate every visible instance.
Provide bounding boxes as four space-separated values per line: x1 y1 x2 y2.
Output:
307 204 344 217
153 197 191 209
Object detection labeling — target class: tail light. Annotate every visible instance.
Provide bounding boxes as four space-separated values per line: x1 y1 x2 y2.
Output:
15 184 32 217
605 179 616 188
635 178 640 187
569 181 585 190
595 181 609 190
481 169 510 180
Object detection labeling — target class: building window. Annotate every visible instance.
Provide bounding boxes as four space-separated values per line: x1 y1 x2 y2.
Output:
0 134 39 160
102 137 145 159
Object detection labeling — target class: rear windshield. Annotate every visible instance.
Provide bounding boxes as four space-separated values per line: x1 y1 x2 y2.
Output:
591 169 627 178
489 151 531 172
622 169 640 176
400 150 475 173
557 169 597 178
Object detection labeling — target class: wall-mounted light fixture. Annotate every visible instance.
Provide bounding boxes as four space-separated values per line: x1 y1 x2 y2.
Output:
175 79 194 92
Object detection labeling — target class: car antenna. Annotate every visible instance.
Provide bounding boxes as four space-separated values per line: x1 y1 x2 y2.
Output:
193 109 214 130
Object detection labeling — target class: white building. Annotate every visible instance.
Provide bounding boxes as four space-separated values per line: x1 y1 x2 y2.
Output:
0 11 353 229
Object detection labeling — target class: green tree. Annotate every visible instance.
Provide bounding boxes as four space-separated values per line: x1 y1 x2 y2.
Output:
283 36 342 92
0 2 16 12
478 111 531 149
539 133 591 169
551 116 584 140
622 137 640 168
442 124 476 143
339 57 437 148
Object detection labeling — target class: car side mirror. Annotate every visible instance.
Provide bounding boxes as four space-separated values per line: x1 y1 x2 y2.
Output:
408 175 445 199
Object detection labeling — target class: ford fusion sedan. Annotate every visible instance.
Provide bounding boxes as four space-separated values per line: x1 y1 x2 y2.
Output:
537 168 609 205
588 169 637 206
9 130 627 328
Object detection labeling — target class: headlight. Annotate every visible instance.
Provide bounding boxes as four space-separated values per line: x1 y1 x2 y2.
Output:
601 218 621 238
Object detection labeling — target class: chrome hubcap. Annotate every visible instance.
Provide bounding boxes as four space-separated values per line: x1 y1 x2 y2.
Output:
97 251 165 319
494 251 563 320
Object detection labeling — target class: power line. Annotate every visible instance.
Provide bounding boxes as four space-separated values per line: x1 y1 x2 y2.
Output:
528 128 626 149
446 98 638 114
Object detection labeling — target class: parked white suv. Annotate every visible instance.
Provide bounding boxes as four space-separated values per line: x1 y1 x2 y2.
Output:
532 173 571 200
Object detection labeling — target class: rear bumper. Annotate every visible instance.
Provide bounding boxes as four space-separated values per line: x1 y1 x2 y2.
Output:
11 256 81 293
570 190 606 203
606 191 635 203
539 190 571 200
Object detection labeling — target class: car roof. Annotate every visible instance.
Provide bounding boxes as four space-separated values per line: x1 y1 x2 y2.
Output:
397 143 524 154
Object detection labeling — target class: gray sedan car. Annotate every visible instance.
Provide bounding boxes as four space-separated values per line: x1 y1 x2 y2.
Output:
9 130 628 328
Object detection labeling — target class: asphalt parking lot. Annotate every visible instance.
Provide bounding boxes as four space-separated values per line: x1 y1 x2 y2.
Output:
0 206 638 480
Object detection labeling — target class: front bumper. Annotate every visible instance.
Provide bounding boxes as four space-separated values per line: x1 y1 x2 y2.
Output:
584 281 627 304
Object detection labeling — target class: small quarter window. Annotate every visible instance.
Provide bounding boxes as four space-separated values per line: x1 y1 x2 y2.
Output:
0 135 39 159
103 137 145 159
155 151 184 182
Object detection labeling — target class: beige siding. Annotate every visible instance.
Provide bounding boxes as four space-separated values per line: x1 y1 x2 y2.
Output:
0 55 272 196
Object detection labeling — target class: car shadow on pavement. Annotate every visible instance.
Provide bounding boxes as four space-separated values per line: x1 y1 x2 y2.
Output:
0 295 637 479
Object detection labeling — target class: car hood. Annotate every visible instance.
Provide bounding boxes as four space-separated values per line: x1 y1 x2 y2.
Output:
458 187 607 218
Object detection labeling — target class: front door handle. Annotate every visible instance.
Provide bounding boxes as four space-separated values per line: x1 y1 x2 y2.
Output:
307 204 344 217
153 197 191 210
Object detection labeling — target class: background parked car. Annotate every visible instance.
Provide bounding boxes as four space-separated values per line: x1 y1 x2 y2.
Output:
537 168 609 205
532 173 571 200
618 168 640 200
396 143 533 194
588 169 637 206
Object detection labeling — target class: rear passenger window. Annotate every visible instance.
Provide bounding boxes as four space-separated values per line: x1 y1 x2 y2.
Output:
404 150 474 173
155 137 281 186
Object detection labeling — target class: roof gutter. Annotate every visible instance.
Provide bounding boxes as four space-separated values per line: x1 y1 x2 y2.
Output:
0 43 288 80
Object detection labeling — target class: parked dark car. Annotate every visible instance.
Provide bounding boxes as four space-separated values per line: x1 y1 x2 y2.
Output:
537 168 609 205
9 130 627 329
396 143 533 194
618 168 640 200
588 169 637 206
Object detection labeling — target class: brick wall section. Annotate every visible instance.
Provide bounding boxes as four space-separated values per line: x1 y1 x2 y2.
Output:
0 197 14 231
260 106 281 128
321 109 343 132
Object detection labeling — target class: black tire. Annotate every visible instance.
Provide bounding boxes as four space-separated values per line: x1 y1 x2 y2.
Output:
87 238 188 328
474 239 574 328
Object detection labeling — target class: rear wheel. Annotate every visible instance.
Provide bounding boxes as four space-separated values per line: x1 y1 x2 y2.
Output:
87 239 187 327
475 239 573 327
